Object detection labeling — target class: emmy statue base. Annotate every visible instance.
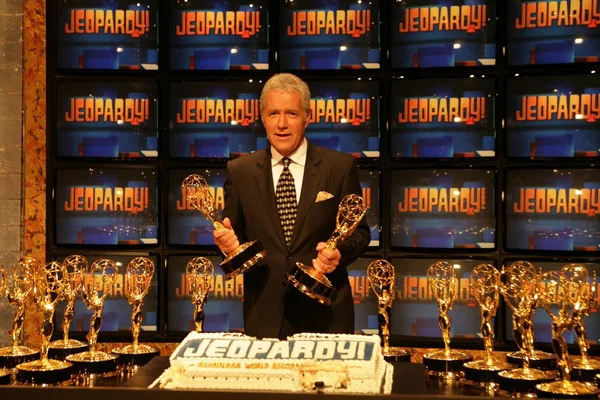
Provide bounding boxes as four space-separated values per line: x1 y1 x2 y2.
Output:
112 344 159 372
48 340 88 361
0 368 11 385
423 350 473 380
288 262 335 305
15 359 73 385
383 348 411 363
536 380 600 399
463 357 517 388
506 350 558 371
66 351 117 381
220 240 267 281
497 367 558 395
571 358 600 382
0 346 39 369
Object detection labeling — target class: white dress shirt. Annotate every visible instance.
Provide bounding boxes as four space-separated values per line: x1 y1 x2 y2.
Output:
270 139 307 204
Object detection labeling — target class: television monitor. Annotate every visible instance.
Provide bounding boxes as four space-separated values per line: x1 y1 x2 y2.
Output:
55 167 159 246
507 0 600 65
56 0 159 70
505 73 600 159
390 168 496 249
168 168 226 246
56 79 159 159
54 253 159 333
505 168 600 253
169 0 269 70
169 80 264 158
389 78 496 158
347 258 380 335
166 254 244 333
503 259 600 346
389 258 488 340
279 0 381 70
390 0 496 68
305 79 380 158
358 169 381 247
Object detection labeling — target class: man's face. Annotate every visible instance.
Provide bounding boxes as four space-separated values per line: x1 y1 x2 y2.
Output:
261 89 310 157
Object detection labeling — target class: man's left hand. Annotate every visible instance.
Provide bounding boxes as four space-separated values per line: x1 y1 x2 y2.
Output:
312 242 341 275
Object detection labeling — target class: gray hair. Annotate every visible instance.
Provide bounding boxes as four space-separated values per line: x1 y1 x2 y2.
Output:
260 73 311 115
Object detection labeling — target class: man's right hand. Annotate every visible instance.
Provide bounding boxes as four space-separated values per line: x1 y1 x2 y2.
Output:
213 217 240 255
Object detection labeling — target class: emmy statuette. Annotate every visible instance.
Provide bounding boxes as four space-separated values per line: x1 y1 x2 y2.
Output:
422 261 472 380
182 174 267 280
112 257 159 372
366 260 411 362
288 194 367 305
0 266 12 384
535 268 599 398
16 262 74 384
186 257 214 333
48 255 88 361
0 256 41 369
66 259 118 382
463 264 516 389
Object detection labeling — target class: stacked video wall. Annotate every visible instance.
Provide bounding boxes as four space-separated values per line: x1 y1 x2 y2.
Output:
48 0 600 347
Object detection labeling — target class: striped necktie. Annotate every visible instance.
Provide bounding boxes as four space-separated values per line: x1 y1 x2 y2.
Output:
275 157 297 245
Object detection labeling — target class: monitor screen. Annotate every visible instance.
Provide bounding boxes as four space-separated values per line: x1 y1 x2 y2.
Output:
359 169 381 247
505 168 600 253
507 0 600 65
390 168 496 249
169 0 269 70
390 0 496 68
54 253 159 333
56 0 159 70
389 78 496 158
168 80 264 159
305 79 380 158
389 258 487 339
505 73 600 158
279 0 380 70
55 167 159 246
347 257 379 335
168 168 226 246
166 254 244 333
56 79 159 159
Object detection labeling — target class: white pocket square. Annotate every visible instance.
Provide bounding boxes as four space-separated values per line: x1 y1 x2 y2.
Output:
315 191 334 202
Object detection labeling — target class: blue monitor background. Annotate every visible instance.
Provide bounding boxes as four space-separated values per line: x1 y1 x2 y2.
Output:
390 169 496 249
169 0 269 70
506 74 600 158
54 254 159 333
55 168 159 246
167 255 244 332
358 169 381 247
279 0 380 70
389 258 486 339
56 0 159 70
305 79 380 158
168 168 226 246
505 168 600 252
503 260 600 345
507 0 600 65
390 0 496 69
390 78 496 159
56 80 159 159
169 80 264 158
347 258 379 335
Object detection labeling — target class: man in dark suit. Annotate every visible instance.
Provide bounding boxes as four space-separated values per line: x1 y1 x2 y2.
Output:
213 73 370 339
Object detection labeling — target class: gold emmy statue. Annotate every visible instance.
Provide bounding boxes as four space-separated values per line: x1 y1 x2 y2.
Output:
15 262 73 384
422 261 472 379
0 265 11 385
463 264 516 388
0 256 41 369
182 174 267 281
288 194 367 305
48 255 88 361
535 268 599 398
366 260 411 362
66 259 118 380
112 257 159 370
497 261 557 395
186 257 214 333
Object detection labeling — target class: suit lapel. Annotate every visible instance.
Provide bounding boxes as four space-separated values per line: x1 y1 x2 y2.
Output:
254 149 287 249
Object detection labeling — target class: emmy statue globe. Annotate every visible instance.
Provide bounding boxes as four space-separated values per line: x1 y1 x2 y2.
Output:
497 261 557 395
66 259 118 382
15 262 73 385
366 259 411 362
48 255 88 361
0 256 42 369
535 268 599 399
182 174 267 281
288 194 367 305
186 257 214 333
112 257 159 371
463 264 516 390
0 265 11 385
422 261 472 379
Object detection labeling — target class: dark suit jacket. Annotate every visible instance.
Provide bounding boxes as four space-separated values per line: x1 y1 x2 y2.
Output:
223 142 370 338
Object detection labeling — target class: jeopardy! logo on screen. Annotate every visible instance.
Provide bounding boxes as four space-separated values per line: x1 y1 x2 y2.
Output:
391 0 496 68
507 0 600 65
